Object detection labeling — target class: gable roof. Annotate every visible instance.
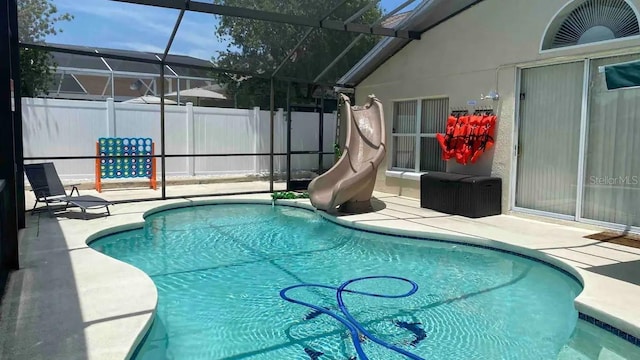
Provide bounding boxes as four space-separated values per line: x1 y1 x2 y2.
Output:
338 0 485 87
47 43 214 78
381 11 413 28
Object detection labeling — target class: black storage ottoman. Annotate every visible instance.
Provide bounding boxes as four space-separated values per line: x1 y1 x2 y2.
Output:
420 172 502 218
456 176 502 218
288 179 312 191
420 172 474 215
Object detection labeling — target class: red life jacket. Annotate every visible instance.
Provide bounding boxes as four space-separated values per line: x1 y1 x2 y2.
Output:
470 115 496 163
436 112 497 165
436 115 459 160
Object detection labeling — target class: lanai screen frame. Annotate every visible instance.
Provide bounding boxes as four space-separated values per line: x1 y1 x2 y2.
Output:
47 52 221 102
10 0 424 208
1 0 22 291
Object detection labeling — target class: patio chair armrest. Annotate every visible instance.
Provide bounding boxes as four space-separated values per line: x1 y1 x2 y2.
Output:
69 185 80 197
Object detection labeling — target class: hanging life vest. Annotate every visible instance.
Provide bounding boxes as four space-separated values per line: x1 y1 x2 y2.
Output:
437 113 496 165
469 114 496 163
436 115 458 161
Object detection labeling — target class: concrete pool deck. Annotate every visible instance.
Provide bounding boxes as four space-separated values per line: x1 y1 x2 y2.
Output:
1 191 640 359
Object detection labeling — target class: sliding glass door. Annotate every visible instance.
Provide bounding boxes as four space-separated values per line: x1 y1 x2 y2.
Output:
515 62 584 216
515 54 640 230
582 55 640 228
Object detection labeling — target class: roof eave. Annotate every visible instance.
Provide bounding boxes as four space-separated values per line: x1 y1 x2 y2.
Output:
337 0 435 86
339 0 486 87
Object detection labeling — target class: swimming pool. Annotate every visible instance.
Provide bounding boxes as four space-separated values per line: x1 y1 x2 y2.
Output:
89 204 639 359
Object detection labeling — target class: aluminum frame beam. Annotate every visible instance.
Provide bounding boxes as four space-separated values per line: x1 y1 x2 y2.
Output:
313 0 419 83
158 2 188 199
1 0 20 271
9 0 25 229
110 0 421 39
163 2 187 61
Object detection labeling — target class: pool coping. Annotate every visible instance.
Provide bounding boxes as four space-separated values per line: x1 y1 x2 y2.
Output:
85 220 153 360
79 197 640 357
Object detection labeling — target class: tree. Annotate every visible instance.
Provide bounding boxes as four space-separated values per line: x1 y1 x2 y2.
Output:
212 0 383 108
17 0 73 97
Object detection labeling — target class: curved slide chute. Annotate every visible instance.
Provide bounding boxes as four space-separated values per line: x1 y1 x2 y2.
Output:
308 94 386 213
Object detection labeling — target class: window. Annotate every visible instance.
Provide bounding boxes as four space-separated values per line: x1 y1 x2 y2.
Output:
542 0 640 51
391 97 448 172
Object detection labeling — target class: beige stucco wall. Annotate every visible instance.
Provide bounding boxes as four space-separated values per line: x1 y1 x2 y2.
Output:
356 0 640 213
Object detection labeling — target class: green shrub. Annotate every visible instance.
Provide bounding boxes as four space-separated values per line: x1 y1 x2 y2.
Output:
334 142 342 158
271 191 310 200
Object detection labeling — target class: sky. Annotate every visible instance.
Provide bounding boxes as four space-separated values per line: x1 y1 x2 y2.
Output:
45 0 420 61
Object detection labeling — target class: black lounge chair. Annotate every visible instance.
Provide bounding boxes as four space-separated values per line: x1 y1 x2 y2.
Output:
24 162 112 219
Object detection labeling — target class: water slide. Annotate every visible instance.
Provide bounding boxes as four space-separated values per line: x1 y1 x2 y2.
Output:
308 94 386 213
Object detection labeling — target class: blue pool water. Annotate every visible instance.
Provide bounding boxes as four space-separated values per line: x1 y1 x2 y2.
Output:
89 204 639 359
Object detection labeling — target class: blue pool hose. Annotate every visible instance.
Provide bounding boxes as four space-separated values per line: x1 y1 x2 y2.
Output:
279 275 425 360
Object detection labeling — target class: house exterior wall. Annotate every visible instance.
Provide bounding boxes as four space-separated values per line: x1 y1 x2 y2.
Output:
73 75 155 99
355 0 640 213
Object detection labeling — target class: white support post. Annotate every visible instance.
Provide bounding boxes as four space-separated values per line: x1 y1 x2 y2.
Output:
106 97 116 136
277 108 285 173
575 59 590 221
415 100 422 173
253 106 260 175
177 77 181 105
186 102 195 176
110 73 115 98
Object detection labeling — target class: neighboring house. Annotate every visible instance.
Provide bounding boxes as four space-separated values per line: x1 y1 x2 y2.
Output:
341 0 640 232
381 11 412 28
43 43 233 107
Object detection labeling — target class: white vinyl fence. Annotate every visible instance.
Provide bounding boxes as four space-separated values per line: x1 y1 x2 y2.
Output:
22 98 337 180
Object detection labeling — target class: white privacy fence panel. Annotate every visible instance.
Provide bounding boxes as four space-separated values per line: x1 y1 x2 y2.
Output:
22 99 107 157
193 107 259 175
323 115 337 169
22 98 337 180
290 112 320 173
114 102 188 176
22 98 107 178
289 111 337 172
256 109 286 174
